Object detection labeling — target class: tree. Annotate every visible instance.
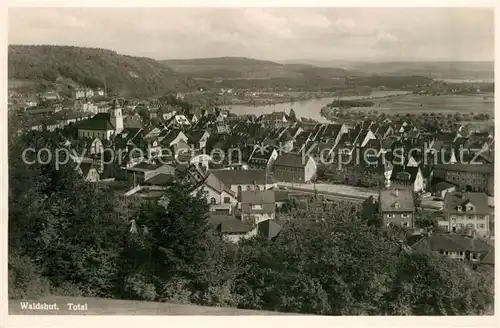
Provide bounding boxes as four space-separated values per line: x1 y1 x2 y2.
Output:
289 108 297 121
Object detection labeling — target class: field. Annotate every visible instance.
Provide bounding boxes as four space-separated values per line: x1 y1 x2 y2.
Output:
359 93 495 115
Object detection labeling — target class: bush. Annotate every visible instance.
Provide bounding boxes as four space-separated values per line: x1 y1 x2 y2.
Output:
8 253 51 299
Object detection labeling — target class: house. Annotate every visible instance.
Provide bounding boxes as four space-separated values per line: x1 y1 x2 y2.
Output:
434 163 493 195
24 106 62 116
209 169 274 197
248 146 279 171
379 188 415 228
431 181 456 199
78 162 100 182
76 113 116 140
166 114 191 129
442 192 492 237
187 130 210 150
240 190 276 225
258 112 290 127
411 232 494 266
125 162 176 186
190 172 237 215
389 165 425 193
41 91 60 101
257 218 285 240
272 153 317 183
213 216 257 244
76 99 124 139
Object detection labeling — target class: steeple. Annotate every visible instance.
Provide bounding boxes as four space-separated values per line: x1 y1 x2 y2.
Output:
110 98 123 134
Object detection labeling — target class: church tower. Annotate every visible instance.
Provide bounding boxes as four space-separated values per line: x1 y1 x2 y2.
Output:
110 98 123 134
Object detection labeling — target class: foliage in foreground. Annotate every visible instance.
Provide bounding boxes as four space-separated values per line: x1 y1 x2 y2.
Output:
8 130 494 315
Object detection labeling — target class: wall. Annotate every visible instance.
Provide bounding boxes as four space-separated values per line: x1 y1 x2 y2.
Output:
382 212 414 228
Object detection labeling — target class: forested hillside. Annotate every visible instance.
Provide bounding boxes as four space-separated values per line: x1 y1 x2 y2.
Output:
8 45 199 97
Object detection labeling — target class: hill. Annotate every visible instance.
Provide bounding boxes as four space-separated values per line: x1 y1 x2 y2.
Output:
283 59 494 81
8 45 200 97
162 56 356 80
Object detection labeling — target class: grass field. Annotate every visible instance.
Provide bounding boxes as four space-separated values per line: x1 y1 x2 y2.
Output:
9 296 293 315
359 93 495 115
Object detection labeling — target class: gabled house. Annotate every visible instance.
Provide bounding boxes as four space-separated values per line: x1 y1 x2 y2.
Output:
411 232 494 266
389 165 425 193
442 192 492 237
240 190 276 225
190 172 237 215
187 130 210 150
209 169 274 197
379 188 415 228
272 153 317 183
248 146 279 171
78 162 100 182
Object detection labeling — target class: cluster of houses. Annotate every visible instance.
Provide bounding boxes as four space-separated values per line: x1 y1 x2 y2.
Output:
17 95 495 265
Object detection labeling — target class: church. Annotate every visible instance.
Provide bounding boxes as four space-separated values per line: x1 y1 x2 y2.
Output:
76 98 124 140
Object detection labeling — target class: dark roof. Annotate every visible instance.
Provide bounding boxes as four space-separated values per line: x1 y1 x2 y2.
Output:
143 173 174 186
431 181 456 192
123 116 144 129
129 162 161 171
275 190 289 202
77 113 115 131
218 219 255 234
390 165 421 184
379 188 414 213
240 190 275 204
79 162 97 177
411 233 494 255
434 163 493 174
443 192 491 214
187 130 208 144
210 169 272 186
202 173 236 196
258 219 285 240
273 153 311 168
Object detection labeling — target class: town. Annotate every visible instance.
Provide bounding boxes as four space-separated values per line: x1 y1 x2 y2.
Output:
7 6 495 317
10 84 494 263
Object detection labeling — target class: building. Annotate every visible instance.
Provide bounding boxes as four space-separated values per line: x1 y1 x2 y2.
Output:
434 163 493 195
78 162 100 182
411 232 494 266
442 192 492 237
248 147 278 171
125 162 176 186
209 169 274 197
187 130 210 150
190 172 237 215
76 99 124 139
76 113 116 140
211 215 257 244
389 165 425 193
240 190 276 225
272 153 317 183
431 181 456 199
379 188 415 228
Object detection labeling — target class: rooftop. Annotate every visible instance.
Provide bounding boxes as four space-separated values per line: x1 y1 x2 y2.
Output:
379 188 414 213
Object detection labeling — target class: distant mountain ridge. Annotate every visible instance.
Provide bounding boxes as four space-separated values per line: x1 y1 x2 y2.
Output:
162 56 359 80
282 59 494 81
8 45 199 97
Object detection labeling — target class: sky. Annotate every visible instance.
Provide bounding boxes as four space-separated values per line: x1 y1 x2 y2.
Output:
8 7 495 62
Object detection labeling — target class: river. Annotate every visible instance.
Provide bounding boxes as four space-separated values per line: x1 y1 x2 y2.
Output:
223 90 412 122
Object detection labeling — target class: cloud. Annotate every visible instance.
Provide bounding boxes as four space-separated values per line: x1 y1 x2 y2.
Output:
376 31 399 43
8 7 494 62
